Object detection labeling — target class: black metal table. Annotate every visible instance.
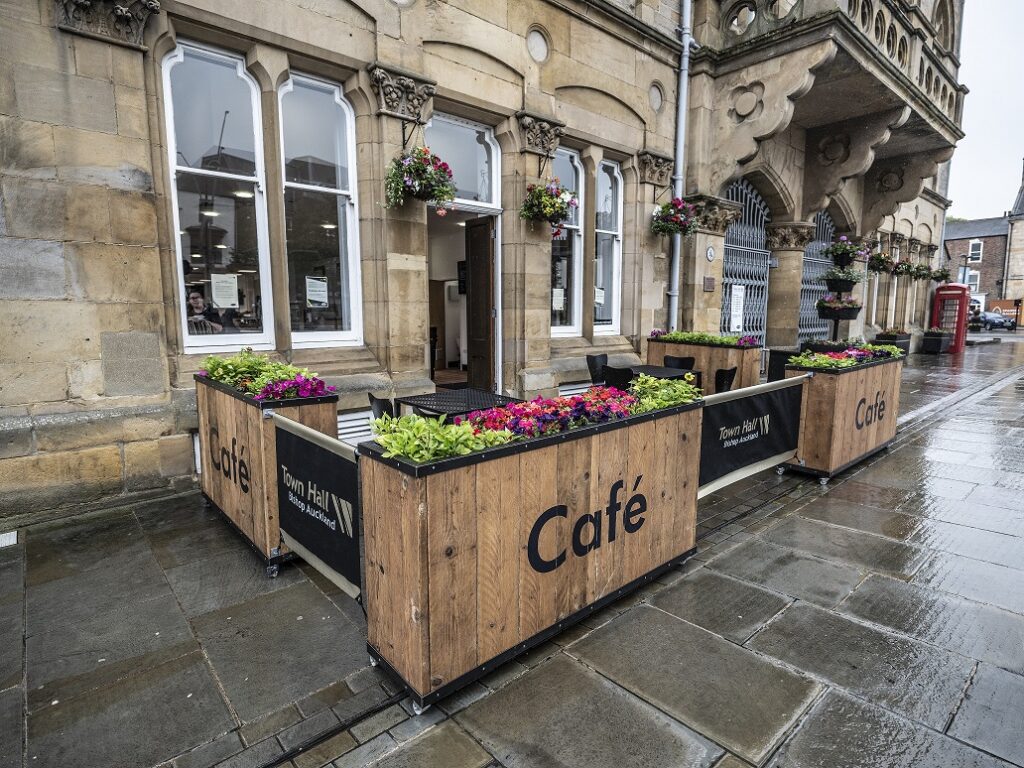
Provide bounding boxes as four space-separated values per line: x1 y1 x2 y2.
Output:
395 388 523 418
630 365 694 380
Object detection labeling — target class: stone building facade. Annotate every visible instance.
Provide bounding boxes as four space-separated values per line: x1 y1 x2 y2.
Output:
943 219 1011 309
0 0 965 525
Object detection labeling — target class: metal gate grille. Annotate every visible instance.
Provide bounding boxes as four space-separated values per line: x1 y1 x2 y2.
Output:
721 180 771 342
798 211 836 343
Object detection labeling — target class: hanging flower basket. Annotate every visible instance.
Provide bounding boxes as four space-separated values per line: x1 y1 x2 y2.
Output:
384 146 456 215
819 266 863 294
931 267 952 283
911 264 934 281
891 260 915 277
868 253 895 273
816 294 862 321
520 179 578 236
822 237 868 268
651 197 697 237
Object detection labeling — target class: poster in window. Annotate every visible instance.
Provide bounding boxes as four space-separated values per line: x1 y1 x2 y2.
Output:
595 287 605 306
211 273 239 309
729 285 745 333
305 276 329 309
552 288 565 311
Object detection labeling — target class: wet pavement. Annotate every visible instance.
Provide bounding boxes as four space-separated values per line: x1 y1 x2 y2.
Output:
2 340 1024 768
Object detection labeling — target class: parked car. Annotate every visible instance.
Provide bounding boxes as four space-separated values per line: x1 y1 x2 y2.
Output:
980 311 1017 331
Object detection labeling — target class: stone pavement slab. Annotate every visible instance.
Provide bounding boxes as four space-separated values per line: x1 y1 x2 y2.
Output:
821 480 915 510
912 551 1024 615
965 484 1024 511
895 494 1024 536
747 602 974 730
0 545 24 691
767 691 1010 768
190 581 366 723
135 498 242 570
948 664 1024 767
763 516 929 578
570 606 818 764
0 686 22 768
458 654 722 768
27 651 233 768
707 539 863 607
650 568 791 643
362 722 490 768
840 575 1024 673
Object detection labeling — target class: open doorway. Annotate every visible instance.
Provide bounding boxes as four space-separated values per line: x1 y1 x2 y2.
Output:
427 209 496 391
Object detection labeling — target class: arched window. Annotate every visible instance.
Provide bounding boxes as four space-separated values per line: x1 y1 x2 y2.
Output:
594 162 623 334
933 0 953 50
550 149 584 336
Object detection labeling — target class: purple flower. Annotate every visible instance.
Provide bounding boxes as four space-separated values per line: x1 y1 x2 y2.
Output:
197 369 208 377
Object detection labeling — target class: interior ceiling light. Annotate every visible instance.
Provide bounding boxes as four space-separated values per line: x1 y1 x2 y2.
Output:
321 223 338 230
234 190 255 199
199 199 220 216
215 244 228 249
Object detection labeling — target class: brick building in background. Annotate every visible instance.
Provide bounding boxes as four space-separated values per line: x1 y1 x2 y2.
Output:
942 161 1024 309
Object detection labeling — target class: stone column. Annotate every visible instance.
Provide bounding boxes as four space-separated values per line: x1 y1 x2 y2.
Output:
679 195 741 333
903 238 922 329
634 151 674 351
366 64 436 394
885 233 906 329
918 244 939 327
765 223 814 347
580 146 603 340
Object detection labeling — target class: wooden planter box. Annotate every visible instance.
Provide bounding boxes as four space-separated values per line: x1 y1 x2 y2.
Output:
784 357 903 479
195 376 339 572
647 340 760 391
359 402 703 706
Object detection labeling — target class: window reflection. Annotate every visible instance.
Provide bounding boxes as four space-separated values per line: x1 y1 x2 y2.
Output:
424 116 492 203
594 161 621 330
594 233 615 326
551 148 582 332
284 188 351 332
282 79 349 189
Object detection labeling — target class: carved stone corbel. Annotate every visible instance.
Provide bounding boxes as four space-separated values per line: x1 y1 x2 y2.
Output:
862 147 956 234
515 111 564 157
890 233 906 247
766 223 814 251
687 194 742 235
908 238 922 258
802 107 911 217
55 0 161 50
367 63 436 123
637 151 674 187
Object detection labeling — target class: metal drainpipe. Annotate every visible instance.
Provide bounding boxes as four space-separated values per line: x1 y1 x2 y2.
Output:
667 0 693 331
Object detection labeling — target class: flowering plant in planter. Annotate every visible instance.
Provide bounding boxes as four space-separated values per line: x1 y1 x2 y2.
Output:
926 326 952 334
891 260 916 277
651 197 697 237
912 264 934 281
822 236 869 266
931 267 952 283
820 265 864 293
384 146 456 214
649 330 761 348
816 294 862 310
198 348 335 400
627 373 702 414
520 178 578 236
867 253 895 273
788 343 904 369
372 414 514 463
460 386 636 439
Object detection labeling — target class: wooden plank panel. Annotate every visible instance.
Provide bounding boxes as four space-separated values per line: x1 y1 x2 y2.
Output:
588 427 628 604
426 466 478 689
475 452 521 664
624 419 657 583
557 437 592 620
518 446 559 639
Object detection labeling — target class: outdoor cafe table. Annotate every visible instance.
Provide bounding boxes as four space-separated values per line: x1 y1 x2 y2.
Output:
395 388 522 418
629 365 696 381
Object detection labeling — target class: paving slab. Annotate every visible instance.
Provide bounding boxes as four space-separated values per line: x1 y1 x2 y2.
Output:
822 480 914 510
707 539 863 607
136 499 242 570
650 568 791 643
840 575 1024 673
171 732 244 768
331 733 398 768
24 510 147 587
763 517 928 578
191 581 368 723
949 664 1024 767
747 602 974 730
0 555 24 691
570 606 818 764
0 686 22 768
767 690 1009 768
895 495 1024 536
26 590 198 711
365 722 490 768
964 484 1024 511
27 651 232 768
163 546 304 619
912 552 1024 616
459 654 722 768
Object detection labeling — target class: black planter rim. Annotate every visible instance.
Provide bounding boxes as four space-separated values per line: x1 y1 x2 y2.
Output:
876 333 911 341
824 278 858 293
830 253 856 267
817 306 862 320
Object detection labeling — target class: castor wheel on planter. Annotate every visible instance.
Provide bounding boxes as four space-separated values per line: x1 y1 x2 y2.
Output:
265 564 280 578
411 701 430 717
368 655 379 668
775 466 786 476
818 477 830 486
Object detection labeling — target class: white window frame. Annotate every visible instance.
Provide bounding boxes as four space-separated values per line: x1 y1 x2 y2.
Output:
593 160 623 336
968 239 983 262
551 148 584 338
424 113 502 213
278 73 363 349
162 42 276 354
967 269 980 292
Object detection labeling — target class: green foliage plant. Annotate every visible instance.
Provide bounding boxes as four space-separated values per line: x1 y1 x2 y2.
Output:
820 266 864 283
371 414 514 463
627 373 703 415
200 348 316 397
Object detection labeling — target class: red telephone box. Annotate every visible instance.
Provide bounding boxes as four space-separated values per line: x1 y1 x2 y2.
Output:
931 284 970 354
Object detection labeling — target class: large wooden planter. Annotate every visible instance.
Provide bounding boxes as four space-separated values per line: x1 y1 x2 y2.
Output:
359 402 703 706
785 357 903 479
647 340 760 391
195 376 339 571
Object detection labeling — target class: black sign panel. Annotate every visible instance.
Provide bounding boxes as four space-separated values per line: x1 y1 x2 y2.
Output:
699 384 803 488
276 427 360 596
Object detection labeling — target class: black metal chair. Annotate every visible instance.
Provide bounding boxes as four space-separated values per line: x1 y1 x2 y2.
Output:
714 367 738 394
602 365 634 391
367 392 395 419
663 355 695 370
585 353 608 385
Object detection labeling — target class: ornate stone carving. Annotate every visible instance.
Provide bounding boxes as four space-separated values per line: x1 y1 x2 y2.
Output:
728 82 765 123
908 237 922 256
55 0 161 50
368 63 436 123
766 223 814 250
687 194 742 235
862 147 955 233
816 134 851 167
890 233 906 246
515 111 564 157
637 151 673 187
